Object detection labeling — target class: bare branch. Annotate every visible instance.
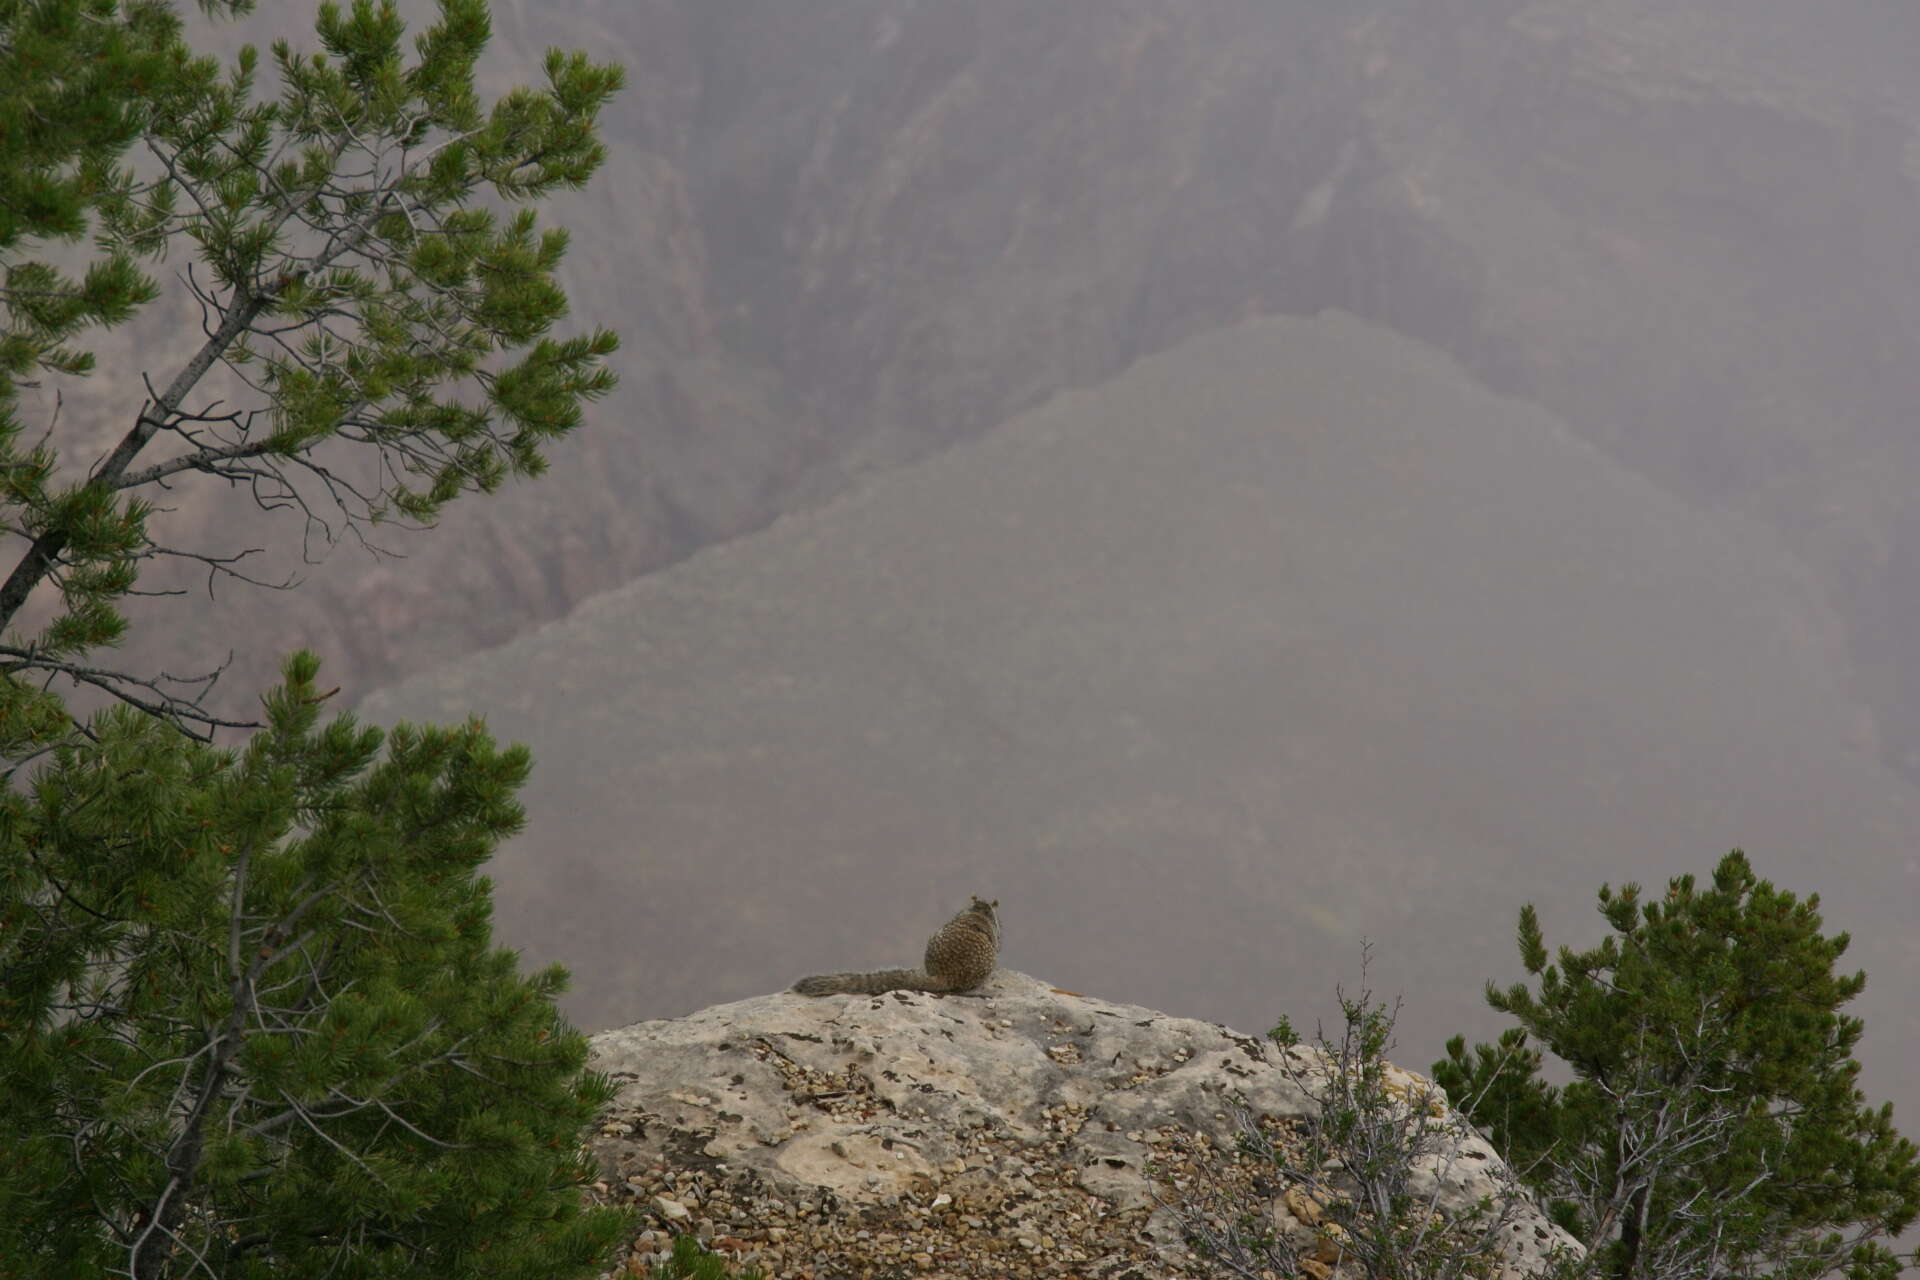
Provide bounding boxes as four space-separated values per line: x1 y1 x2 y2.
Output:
0 649 253 738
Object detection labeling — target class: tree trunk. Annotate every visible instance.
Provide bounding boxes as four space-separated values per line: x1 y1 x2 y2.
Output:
1615 1183 1648 1280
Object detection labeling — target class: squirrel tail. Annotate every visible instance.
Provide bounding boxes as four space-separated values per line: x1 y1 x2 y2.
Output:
792 968 945 997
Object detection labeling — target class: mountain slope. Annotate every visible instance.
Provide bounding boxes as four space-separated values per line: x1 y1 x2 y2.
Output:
40 1 1920 794
362 312 1920 1105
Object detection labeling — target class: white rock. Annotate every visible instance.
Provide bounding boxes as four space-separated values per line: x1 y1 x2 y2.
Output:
589 970 1580 1278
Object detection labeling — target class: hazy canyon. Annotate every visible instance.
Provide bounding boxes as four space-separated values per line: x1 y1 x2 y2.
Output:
44 2 1920 1119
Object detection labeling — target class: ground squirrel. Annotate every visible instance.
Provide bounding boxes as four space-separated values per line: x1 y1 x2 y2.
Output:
792 896 1000 996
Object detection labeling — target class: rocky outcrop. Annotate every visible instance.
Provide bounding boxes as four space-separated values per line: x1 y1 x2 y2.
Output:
586 971 1579 1279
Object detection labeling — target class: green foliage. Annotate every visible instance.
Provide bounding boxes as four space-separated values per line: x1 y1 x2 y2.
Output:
0 0 249 391
0 0 623 750
646 1233 768 1280
0 652 631 1277
1435 851 1920 1280
0 3 631 1274
0 0 246 757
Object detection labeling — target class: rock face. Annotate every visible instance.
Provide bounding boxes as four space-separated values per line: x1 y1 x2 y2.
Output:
586 971 1579 1279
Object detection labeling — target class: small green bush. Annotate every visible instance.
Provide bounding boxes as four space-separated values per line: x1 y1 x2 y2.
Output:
647 1233 768 1280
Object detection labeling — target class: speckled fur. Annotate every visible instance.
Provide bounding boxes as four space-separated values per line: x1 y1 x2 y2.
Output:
793 896 1000 996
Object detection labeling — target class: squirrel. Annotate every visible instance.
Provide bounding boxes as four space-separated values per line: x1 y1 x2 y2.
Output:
792 895 1000 997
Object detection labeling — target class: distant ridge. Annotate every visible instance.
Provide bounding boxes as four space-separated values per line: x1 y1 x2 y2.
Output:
363 311 1919 1108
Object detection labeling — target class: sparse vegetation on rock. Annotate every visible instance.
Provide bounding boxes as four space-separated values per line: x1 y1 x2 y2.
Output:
643 1233 768 1280
1169 952 1570 1280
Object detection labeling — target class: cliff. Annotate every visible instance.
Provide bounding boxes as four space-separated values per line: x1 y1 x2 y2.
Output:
586 971 1578 1279
27 4 1920 1236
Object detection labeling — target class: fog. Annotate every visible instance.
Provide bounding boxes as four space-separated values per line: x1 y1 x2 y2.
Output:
41 0 1920 1192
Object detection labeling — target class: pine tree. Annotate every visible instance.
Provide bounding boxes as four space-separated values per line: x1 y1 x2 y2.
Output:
1 0 252 397
1 3 633 1274
1434 851 1920 1280
0 652 630 1277
1 0 622 756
